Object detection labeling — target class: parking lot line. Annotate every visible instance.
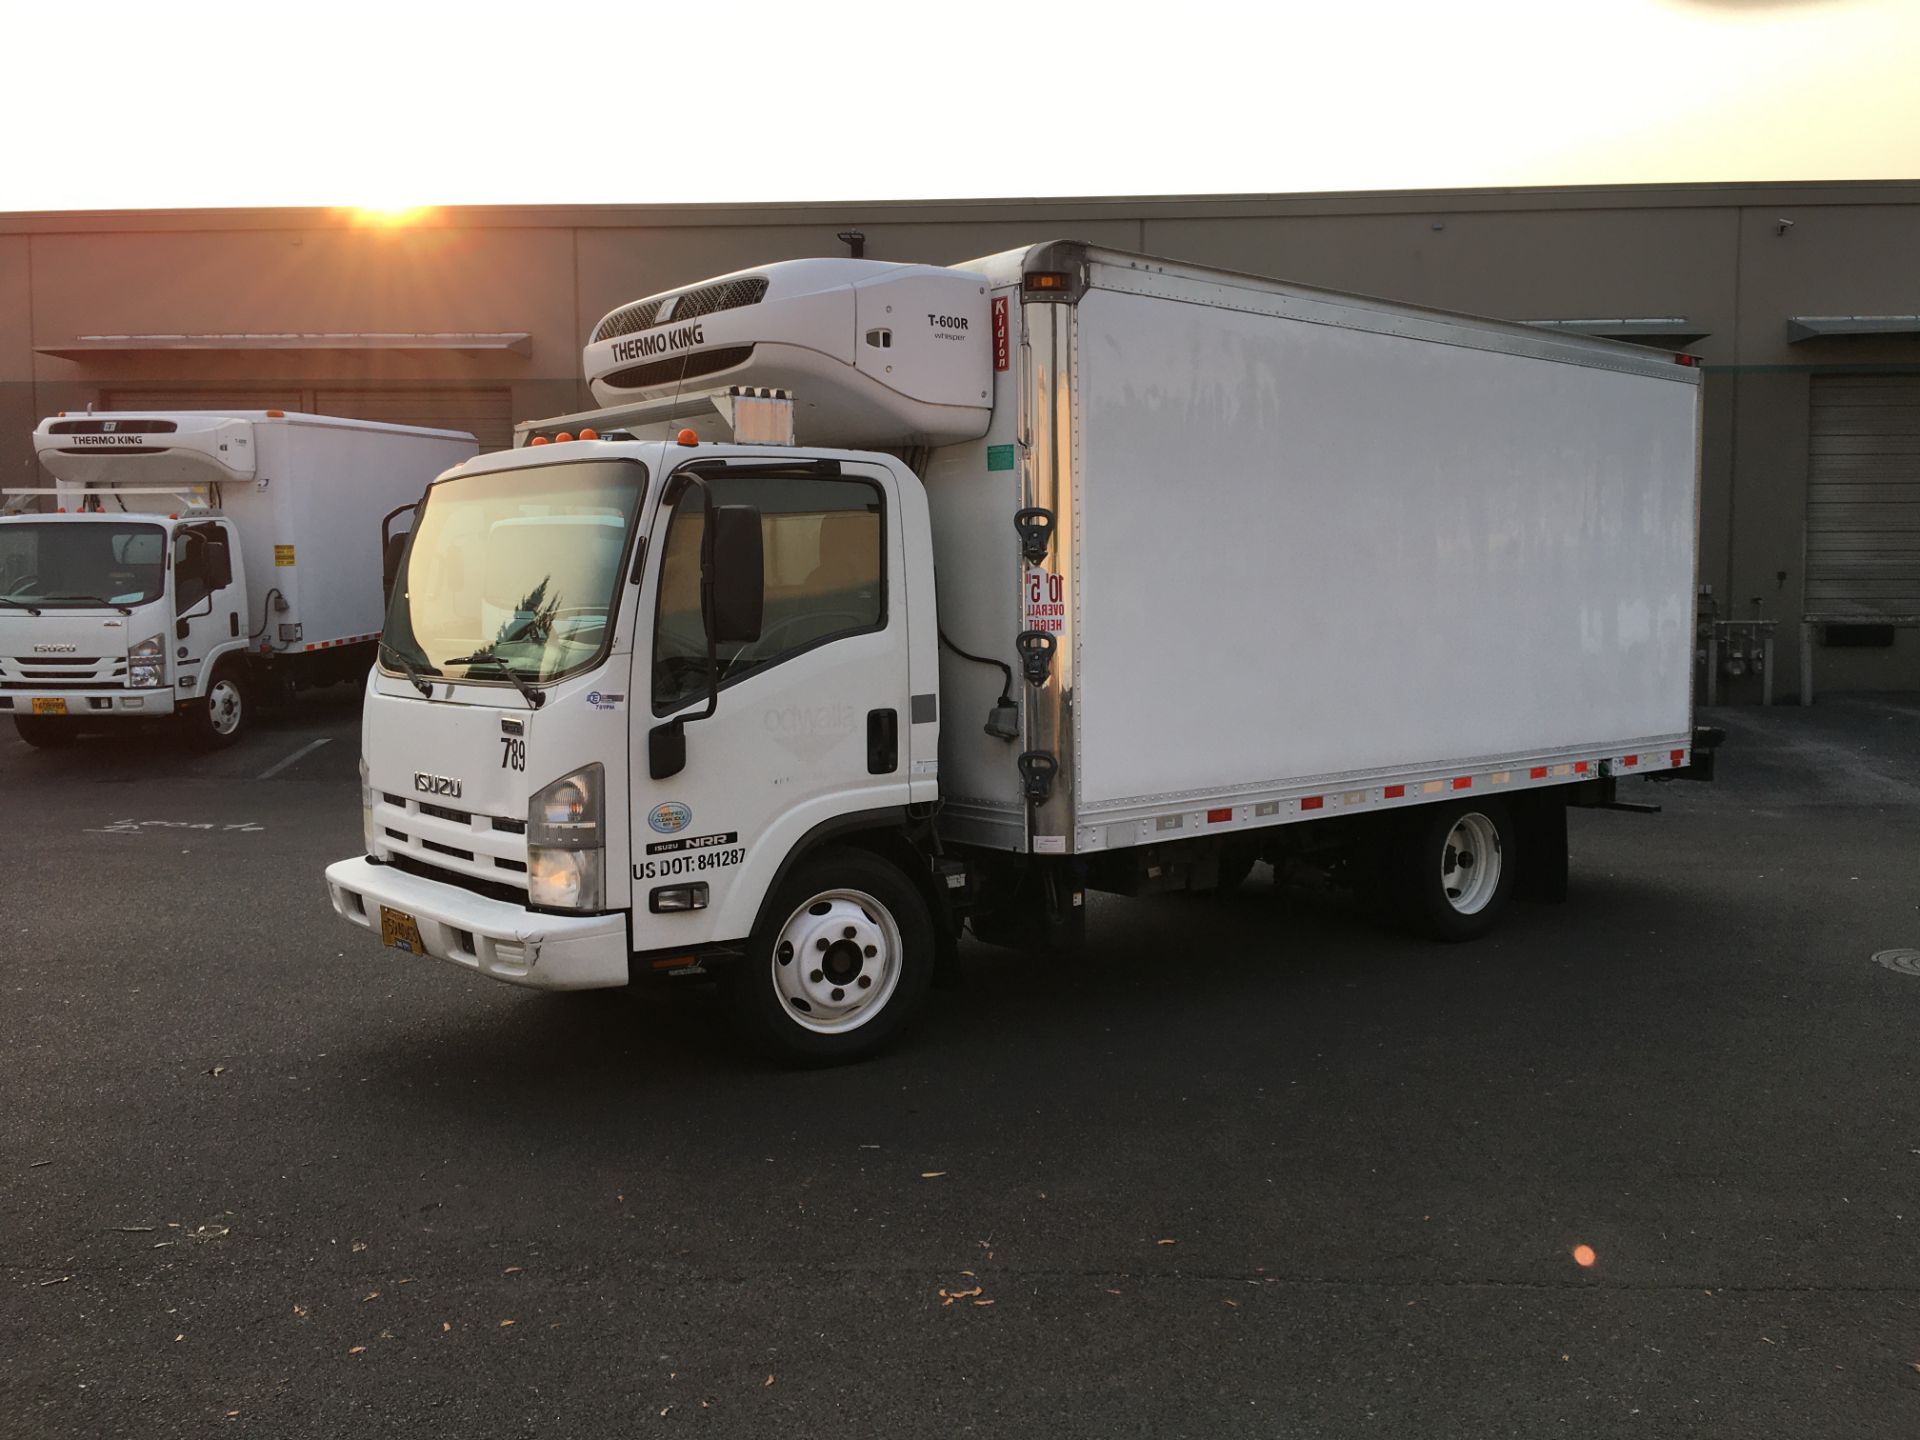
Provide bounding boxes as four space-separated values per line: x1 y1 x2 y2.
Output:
256 736 333 780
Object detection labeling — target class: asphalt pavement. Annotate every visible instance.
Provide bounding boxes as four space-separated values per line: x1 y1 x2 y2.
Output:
2 691 1918 1438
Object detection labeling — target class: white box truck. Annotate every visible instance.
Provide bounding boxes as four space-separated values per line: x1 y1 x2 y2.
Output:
1 411 477 749
325 243 1714 1061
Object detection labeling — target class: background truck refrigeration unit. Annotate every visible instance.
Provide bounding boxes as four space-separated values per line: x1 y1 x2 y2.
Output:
328 242 1707 1061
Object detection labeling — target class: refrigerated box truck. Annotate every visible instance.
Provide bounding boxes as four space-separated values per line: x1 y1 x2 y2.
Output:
1 411 477 749
326 242 1712 1061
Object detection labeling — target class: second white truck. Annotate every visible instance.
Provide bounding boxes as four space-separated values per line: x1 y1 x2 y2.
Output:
1 411 477 749
326 242 1712 1061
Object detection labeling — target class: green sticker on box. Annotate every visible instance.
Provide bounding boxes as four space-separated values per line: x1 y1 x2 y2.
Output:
986 444 1015 472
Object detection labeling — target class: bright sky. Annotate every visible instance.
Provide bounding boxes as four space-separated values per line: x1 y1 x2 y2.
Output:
1 0 1913 212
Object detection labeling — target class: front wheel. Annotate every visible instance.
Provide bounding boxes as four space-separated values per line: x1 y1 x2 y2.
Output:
729 846 934 1064
182 663 249 751
1393 798 1516 941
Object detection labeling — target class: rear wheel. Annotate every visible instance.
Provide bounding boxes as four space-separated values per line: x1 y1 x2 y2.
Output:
1394 798 1515 941
729 846 934 1064
183 663 248 751
13 714 78 749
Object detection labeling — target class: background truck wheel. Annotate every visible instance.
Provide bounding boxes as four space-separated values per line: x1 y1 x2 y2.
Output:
183 664 248 751
730 845 934 1064
1394 798 1516 941
13 714 78 749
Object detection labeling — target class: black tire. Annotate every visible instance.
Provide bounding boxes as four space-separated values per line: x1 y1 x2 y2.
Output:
727 845 935 1064
182 662 249 751
14 714 78 749
1392 798 1517 942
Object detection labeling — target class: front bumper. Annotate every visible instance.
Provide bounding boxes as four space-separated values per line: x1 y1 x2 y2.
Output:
0 687 176 718
325 857 630 990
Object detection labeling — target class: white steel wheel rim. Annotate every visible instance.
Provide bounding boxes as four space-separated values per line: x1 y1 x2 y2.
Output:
770 888 902 1034
1440 813 1501 914
207 679 244 736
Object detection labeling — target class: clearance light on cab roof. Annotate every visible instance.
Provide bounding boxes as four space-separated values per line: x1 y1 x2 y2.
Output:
529 435 550 445
578 428 599 441
676 428 699 446
1024 271 1072 293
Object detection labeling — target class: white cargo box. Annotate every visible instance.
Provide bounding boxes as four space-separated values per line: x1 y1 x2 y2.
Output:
922 244 1703 853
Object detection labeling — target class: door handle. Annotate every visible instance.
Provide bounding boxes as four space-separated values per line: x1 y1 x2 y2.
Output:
866 709 898 775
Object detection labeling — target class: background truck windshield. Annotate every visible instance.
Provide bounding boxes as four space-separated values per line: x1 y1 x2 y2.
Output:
383 459 646 685
0 521 167 607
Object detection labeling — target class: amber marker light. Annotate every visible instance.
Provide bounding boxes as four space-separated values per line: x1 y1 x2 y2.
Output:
676 428 700 446
1572 1244 1597 1268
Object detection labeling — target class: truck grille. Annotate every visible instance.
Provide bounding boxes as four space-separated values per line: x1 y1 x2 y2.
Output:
0 655 127 689
590 276 769 343
371 791 529 893
599 345 755 393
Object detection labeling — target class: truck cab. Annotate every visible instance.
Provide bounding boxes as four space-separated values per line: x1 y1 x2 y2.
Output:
1 482 246 749
326 433 942 1058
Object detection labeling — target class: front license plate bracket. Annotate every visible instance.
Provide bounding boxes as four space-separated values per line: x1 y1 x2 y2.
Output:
379 905 424 955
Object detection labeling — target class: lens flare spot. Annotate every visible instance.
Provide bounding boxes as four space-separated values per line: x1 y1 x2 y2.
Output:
1572 1244 1597 1268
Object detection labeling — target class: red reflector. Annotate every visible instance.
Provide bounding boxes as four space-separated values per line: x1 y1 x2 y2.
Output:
1673 353 1700 367
1383 784 1405 799
1671 749 1686 765
1529 766 1548 780
1299 796 1323 812
1574 761 1589 774
1624 755 1639 767
1207 807 1233 823
1452 776 1471 790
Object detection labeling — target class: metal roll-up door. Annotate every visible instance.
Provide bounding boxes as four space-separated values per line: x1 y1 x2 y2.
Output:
315 389 514 453
1806 375 1920 620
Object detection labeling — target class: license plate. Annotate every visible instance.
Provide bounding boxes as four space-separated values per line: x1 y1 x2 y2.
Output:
379 905 424 955
32 697 68 716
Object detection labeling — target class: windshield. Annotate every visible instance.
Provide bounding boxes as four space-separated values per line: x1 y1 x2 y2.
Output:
382 459 648 685
0 522 167 608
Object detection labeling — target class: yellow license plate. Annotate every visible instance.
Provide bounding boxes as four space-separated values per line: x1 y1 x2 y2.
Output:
379 906 424 955
32 697 68 716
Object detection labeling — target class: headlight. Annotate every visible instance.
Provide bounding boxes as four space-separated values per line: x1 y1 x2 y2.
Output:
360 755 381 857
529 848 604 910
127 634 166 689
528 764 605 909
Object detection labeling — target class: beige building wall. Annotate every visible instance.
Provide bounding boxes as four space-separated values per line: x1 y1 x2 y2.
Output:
4 182 1918 698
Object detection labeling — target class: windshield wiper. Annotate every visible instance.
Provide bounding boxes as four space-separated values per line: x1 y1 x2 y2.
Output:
44 594 133 616
445 648 545 709
379 643 435 699
0 597 43 615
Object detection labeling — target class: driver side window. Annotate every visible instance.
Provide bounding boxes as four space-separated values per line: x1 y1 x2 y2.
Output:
652 474 885 714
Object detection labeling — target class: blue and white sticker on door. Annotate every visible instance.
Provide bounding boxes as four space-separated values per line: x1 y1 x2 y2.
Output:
649 801 692 834
586 690 625 712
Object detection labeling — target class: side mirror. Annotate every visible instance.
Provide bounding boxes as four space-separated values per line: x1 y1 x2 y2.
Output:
382 532 408 603
703 504 764 645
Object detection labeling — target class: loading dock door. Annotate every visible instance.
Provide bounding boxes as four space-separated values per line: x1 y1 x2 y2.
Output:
1806 375 1920 619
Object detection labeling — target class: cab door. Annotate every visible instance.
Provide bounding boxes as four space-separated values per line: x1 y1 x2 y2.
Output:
629 461 912 951
172 521 242 701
